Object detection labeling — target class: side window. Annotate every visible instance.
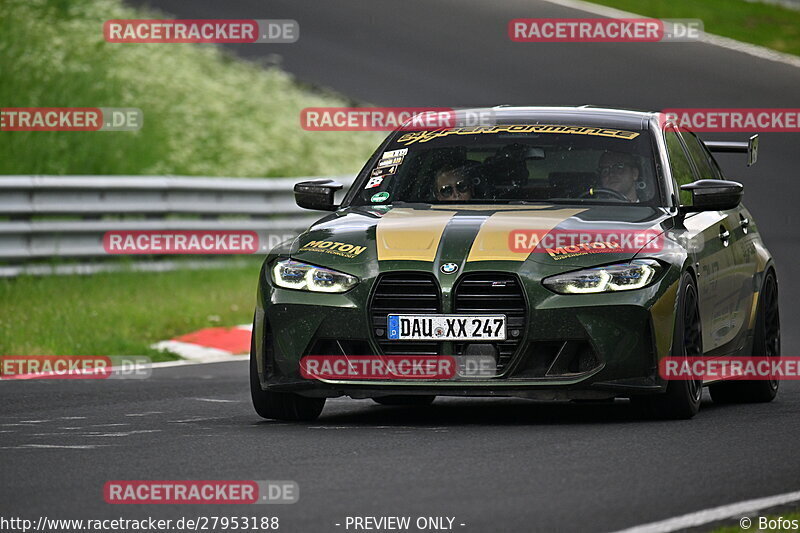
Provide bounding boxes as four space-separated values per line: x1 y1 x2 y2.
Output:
665 129 696 205
681 131 723 180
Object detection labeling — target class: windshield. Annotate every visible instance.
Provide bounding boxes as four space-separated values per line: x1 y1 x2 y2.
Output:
349 124 661 206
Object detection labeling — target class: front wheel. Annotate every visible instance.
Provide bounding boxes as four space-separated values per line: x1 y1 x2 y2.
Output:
250 327 325 421
632 271 703 420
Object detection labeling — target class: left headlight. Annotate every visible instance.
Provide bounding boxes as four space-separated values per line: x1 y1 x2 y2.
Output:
542 259 661 294
271 259 359 293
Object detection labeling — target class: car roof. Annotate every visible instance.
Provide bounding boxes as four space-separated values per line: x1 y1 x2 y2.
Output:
453 106 657 131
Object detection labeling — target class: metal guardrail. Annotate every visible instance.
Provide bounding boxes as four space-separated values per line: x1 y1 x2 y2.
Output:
0 175 352 275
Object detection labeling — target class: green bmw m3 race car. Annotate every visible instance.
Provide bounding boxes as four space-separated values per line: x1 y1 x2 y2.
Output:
251 106 780 421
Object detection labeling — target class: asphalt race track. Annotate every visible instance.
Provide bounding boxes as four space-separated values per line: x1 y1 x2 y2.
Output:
4 361 800 532
3 1 800 531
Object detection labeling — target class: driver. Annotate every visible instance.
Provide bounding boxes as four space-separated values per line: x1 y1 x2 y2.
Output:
596 151 640 202
434 164 473 201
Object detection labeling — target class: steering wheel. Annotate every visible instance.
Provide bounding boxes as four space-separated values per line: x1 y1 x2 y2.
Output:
579 187 630 202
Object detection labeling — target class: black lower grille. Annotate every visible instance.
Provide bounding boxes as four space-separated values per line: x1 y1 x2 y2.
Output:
453 273 527 373
370 273 441 355
512 340 600 378
306 339 374 356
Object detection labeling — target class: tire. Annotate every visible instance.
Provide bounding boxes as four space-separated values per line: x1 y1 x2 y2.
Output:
373 395 436 406
633 271 703 420
709 271 780 404
249 321 325 421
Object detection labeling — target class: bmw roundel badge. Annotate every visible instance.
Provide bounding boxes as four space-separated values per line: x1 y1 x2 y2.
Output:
440 263 459 274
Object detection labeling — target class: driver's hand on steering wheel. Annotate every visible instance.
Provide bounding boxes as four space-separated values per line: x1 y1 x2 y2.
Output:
580 186 632 202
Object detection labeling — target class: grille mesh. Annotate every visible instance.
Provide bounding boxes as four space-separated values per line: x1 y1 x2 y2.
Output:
453 273 526 373
370 272 528 372
370 273 441 355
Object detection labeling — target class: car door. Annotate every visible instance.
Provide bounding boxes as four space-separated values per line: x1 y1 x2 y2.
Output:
681 130 758 353
665 126 736 354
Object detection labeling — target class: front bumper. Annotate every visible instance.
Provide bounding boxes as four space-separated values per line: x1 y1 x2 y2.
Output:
254 262 680 399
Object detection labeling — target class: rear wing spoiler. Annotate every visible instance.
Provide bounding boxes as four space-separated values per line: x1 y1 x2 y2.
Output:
704 134 759 167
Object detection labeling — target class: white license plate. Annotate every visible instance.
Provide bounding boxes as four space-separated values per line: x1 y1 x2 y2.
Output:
387 314 506 341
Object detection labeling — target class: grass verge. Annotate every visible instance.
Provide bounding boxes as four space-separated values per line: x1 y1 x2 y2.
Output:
588 0 800 56
0 0 382 176
0 263 262 360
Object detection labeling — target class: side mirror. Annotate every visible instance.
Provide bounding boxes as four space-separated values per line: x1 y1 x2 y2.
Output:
294 179 343 211
680 179 743 213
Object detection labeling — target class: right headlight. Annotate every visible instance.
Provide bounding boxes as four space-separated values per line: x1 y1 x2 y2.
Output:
542 259 661 294
271 259 358 293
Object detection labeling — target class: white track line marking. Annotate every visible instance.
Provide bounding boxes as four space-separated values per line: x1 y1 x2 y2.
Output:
3 444 111 450
610 489 800 533
169 416 229 423
149 358 247 370
2 352 248 379
538 0 800 69
4 358 246 381
30 432 86 437
1 356 242 379
191 397 240 403
80 430 162 438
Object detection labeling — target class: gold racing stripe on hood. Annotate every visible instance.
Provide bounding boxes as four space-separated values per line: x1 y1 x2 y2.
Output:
376 208 456 261
467 208 585 262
